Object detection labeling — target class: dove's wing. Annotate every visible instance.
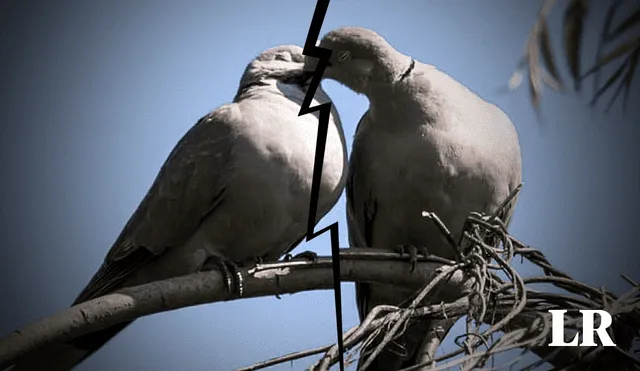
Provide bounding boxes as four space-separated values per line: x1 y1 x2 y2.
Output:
345 113 379 322
74 107 235 304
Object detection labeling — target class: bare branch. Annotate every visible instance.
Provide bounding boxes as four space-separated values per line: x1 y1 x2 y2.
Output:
245 200 640 371
2 186 638 371
0 251 472 369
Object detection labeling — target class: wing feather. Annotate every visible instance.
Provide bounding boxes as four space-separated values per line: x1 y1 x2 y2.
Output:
346 113 379 322
74 108 234 304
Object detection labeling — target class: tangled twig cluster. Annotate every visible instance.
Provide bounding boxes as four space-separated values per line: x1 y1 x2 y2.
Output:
239 186 640 371
3 193 636 370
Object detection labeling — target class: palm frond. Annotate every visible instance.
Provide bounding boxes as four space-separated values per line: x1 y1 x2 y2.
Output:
607 8 640 41
593 0 624 104
589 58 627 107
584 37 640 78
585 0 640 110
513 0 560 109
539 18 564 90
507 0 640 113
622 48 639 107
563 0 589 90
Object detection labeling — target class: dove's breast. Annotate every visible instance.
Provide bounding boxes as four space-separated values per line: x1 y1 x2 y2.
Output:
357 88 521 259
186 84 347 263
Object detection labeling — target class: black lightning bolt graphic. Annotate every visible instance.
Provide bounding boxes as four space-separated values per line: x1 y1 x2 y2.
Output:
299 1 345 370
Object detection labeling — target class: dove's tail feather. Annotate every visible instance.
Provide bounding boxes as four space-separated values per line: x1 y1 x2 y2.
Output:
9 321 132 371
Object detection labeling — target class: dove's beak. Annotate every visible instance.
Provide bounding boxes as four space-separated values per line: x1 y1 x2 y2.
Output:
279 68 314 87
303 56 318 73
302 55 335 85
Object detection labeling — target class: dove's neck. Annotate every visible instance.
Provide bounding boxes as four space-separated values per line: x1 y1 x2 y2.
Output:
367 61 444 128
234 78 309 104
381 50 413 82
361 50 413 94
235 66 308 101
234 79 270 101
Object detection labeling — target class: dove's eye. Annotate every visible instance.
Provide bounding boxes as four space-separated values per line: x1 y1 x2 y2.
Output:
274 52 292 62
337 50 351 62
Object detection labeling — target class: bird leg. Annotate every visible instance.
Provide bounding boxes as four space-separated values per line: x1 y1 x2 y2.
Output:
395 244 429 273
276 252 319 300
253 254 267 265
201 254 244 298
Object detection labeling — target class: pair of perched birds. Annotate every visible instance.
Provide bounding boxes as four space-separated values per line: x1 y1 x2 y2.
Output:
14 27 522 370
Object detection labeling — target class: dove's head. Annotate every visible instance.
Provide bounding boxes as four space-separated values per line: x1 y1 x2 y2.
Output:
304 27 411 95
238 45 313 94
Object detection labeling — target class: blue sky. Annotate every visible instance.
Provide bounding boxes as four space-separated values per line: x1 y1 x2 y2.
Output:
1 1 638 370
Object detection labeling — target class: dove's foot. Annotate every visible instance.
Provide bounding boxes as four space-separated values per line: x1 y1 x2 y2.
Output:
202 255 244 298
395 244 429 272
287 250 318 263
253 254 267 265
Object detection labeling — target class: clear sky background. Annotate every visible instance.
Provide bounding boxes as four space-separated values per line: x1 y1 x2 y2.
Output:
1 1 638 370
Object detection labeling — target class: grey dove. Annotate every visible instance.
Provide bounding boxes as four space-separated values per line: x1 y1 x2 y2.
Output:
306 27 522 370
12 44 347 371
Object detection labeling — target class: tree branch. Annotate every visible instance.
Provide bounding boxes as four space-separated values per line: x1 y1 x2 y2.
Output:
2 200 638 371
0 250 472 369
1 247 638 371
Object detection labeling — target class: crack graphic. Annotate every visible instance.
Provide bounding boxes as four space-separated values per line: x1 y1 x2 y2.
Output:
298 1 345 370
